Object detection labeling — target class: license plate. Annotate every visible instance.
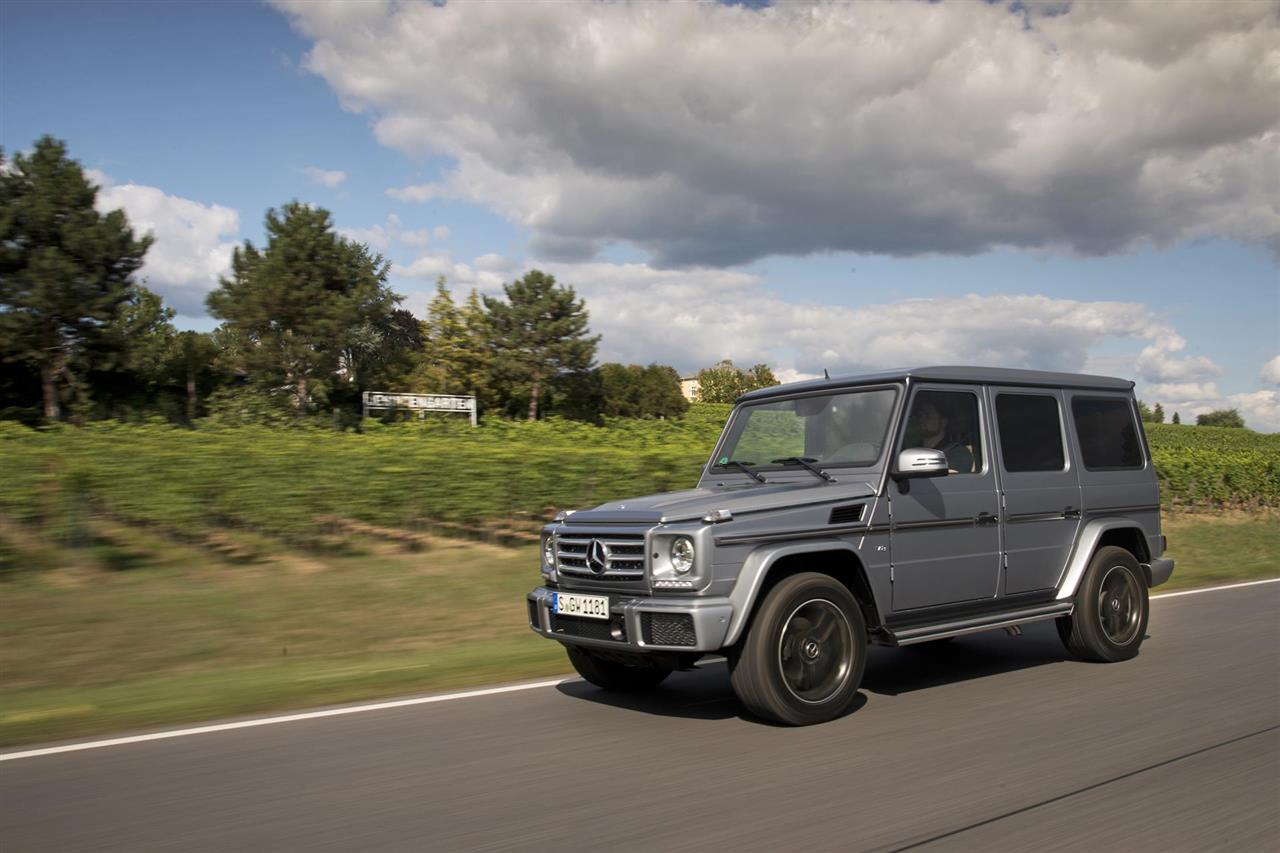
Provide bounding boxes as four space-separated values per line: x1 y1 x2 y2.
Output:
552 592 610 620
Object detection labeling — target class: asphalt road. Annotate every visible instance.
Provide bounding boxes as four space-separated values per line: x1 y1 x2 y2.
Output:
3 582 1278 852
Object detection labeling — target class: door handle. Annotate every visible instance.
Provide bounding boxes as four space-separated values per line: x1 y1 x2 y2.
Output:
976 512 998 526
1063 507 1081 519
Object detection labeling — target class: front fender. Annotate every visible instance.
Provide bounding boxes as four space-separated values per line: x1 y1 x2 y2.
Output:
723 539 861 646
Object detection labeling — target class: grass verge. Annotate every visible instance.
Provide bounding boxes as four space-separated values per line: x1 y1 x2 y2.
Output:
1 512 1274 747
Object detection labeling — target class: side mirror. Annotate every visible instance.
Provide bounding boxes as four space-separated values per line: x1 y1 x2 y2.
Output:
893 447 949 479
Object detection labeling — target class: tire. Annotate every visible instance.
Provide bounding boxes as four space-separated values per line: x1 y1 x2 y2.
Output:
565 645 673 691
1057 546 1149 662
729 572 867 726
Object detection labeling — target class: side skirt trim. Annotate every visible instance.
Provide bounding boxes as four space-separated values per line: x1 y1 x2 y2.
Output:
881 602 1073 646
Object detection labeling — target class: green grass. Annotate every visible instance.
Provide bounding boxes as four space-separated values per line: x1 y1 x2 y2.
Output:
1159 512 1280 591
1 512 1274 748
0 528 569 747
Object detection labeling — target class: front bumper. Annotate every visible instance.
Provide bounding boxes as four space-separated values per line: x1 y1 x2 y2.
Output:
526 586 733 653
1145 558 1175 588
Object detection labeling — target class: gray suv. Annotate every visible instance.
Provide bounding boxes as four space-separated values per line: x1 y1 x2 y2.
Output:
527 366 1174 725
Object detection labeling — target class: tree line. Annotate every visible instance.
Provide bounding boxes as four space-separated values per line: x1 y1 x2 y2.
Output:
1138 400 1245 429
1 136 772 426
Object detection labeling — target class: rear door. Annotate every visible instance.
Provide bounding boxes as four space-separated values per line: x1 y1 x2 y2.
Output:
889 384 1001 611
989 387 1082 594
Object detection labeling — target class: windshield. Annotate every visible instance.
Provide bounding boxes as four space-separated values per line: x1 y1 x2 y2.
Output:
714 387 898 471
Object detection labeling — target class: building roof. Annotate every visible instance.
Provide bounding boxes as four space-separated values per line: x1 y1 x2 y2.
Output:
737 365 1134 403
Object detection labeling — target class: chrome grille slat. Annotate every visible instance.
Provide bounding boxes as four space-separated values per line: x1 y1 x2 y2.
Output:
554 529 649 586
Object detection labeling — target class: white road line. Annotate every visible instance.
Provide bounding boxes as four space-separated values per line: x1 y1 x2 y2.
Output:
0 677 573 763
3 576 1277 763
1151 576 1280 600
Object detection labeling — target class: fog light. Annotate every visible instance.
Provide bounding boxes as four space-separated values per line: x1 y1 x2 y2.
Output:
610 615 626 641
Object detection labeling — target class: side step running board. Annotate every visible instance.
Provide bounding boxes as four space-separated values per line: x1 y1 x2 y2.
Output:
884 602 1073 647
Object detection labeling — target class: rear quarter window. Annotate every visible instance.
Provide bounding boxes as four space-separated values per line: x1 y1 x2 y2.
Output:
1071 397 1144 470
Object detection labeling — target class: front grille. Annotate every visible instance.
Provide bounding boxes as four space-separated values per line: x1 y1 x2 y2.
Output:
641 613 697 647
550 613 625 643
556 532 647 581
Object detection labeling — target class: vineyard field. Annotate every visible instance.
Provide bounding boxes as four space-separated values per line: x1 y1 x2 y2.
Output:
1 409 1275 546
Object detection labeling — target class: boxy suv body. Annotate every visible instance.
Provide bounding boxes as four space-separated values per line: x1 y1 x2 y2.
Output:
527 366 1174 724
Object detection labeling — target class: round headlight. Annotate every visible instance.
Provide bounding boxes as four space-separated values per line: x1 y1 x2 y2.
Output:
543 536 556 568
670 537 695 574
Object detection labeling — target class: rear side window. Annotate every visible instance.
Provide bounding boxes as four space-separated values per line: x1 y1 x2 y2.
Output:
995 394 1065 472
1072 397 1144 470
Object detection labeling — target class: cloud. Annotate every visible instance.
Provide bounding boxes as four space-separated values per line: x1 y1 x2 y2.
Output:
1142 383 1280 432
92 172 239 316
339 213 435 252
275 0 1280 267
1261 355 1280 385
302 166 347 188
386 183 441 203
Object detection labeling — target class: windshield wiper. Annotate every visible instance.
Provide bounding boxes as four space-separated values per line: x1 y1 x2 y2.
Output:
721 460 768 483
771 456 837 483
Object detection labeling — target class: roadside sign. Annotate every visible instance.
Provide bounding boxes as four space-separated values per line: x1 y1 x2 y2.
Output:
362 391 477 426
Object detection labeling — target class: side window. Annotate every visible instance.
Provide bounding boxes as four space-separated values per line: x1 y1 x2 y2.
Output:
1072 396 1144 470
995 394 1066 472
901 390 982 474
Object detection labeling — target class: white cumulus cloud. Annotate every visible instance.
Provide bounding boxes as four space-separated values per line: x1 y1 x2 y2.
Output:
302 166 347 188
92 171 239 317
276 0 1280 266
1261 355 1280 385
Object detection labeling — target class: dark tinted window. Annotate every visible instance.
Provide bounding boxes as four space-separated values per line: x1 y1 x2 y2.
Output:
1072 397 1143 470
995 394 1065 472
901 390 983 474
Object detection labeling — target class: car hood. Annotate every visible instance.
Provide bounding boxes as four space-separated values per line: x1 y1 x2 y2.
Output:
560 478 880 525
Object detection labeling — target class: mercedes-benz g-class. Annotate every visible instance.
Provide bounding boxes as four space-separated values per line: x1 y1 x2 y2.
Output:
527 366 1174 725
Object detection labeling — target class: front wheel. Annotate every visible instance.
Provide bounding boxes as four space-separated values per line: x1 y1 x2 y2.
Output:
565 645 672 691
729 572 867 725
1057 545 1149 662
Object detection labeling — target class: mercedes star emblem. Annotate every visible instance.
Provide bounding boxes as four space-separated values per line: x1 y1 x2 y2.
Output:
586 539 611 574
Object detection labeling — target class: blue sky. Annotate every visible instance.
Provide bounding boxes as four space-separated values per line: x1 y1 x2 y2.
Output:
3 0 1277 427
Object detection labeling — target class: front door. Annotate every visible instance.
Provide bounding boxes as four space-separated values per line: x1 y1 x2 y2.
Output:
889 385 1001 611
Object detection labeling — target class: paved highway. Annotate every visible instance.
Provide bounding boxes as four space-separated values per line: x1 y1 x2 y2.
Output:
3 581 1278 852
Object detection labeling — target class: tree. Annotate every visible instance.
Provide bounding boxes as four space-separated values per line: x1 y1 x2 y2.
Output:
411 279 495 411
1136 400 1153 422
206 202 398 414
1152 402 1165 424
171 331 220 422
1172 411 1181 425
599 363 688 418
694 360 779 403
339 307 422 395
1196 408 1246 428
108 285 176 387
484 270 598 420
0 136 151 420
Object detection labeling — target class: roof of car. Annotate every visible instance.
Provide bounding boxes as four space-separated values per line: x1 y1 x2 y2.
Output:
737 365 1134 403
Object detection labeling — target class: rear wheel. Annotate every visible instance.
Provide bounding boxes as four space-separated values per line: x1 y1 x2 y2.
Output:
1057 546 1149 662
565 645 673 691
729 572 867 725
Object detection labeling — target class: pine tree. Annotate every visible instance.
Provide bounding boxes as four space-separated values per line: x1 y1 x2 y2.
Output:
484 270 598 420
1152 402 1165 424
0 136 151 420
206 202 398 414
1172 411 1181 425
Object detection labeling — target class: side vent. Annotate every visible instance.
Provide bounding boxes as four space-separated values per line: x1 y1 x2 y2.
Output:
828 504 865 525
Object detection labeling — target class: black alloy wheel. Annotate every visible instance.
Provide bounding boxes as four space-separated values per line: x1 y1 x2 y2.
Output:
1057 545 1149 662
